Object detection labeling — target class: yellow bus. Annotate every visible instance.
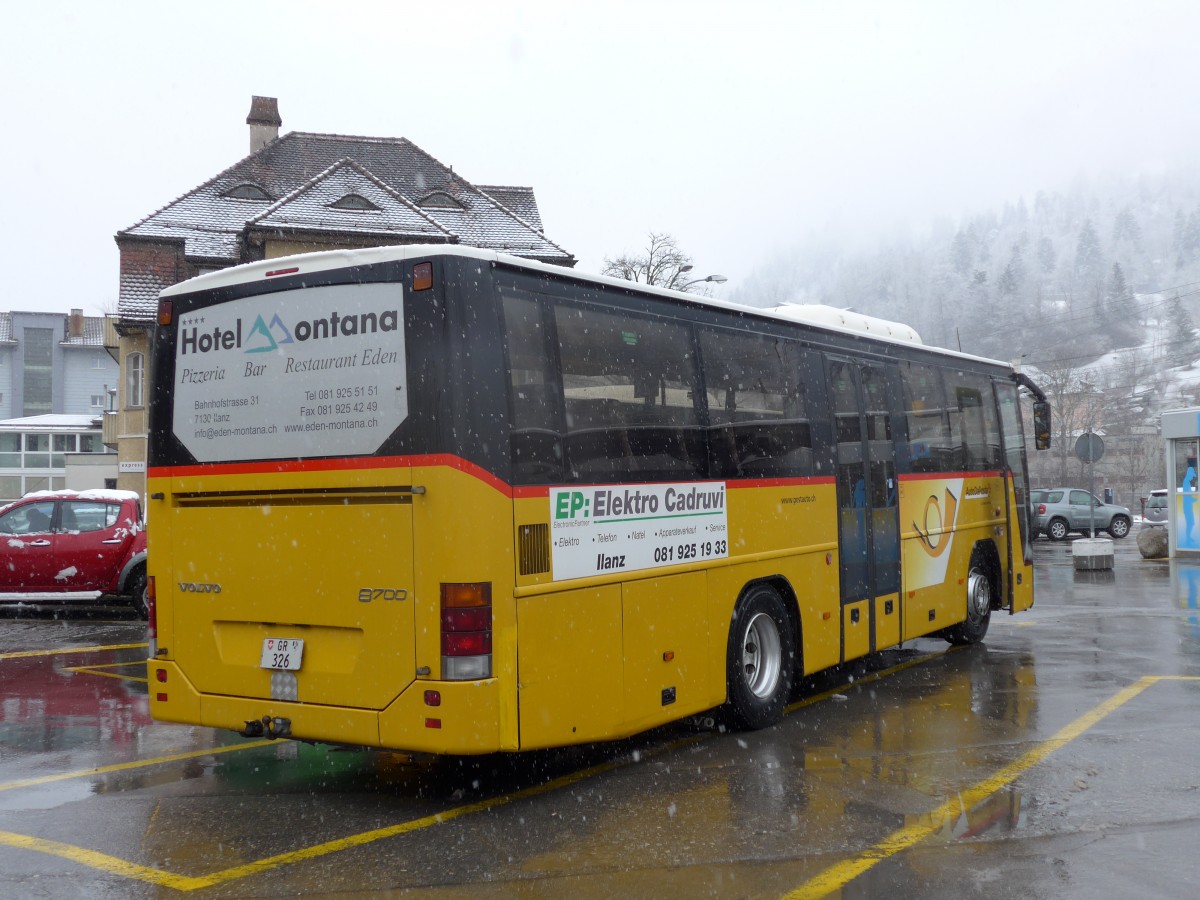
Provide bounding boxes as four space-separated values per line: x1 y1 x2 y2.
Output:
145 245 1050 752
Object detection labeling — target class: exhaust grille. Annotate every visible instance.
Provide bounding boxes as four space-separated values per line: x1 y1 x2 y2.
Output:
518 523 550 575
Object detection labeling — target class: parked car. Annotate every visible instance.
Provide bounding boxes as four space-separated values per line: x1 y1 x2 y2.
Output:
0 489 148 617
1143 489 1168 527
1032 488 1133 540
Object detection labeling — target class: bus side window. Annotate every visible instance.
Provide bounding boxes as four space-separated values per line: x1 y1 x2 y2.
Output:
555 300 704 482
901 363 951 474
697 328 815 479
946 371 1001 472
502 292 564 484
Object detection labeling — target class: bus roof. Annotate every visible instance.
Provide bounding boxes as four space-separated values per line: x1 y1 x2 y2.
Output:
160 244 1013 370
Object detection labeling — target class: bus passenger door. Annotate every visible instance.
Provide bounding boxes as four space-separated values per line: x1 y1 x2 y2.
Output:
996 380 1035 612
827 359 902 661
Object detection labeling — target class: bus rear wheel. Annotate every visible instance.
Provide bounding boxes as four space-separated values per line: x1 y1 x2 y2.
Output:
723 584 795 730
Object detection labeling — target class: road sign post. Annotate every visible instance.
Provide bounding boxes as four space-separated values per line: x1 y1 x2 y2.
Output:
1073 432 1112 570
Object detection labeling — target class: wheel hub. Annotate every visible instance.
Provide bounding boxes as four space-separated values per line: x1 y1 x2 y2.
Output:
967 569 991 618
741 612 782 699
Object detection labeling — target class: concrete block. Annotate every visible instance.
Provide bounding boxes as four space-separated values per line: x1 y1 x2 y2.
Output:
1072 537 1114 570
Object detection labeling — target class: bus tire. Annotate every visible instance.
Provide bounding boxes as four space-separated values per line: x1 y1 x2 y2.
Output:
943 552 993 645
723 584 795 730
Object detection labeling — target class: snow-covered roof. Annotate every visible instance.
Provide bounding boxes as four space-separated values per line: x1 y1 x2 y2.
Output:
118 131 573 321
60 317 107 347
766 304 923 345
248 159 454 241
0 488 140 517
19 488 139 502
0 415 102 430
0 313 106 347
160 243 1014 369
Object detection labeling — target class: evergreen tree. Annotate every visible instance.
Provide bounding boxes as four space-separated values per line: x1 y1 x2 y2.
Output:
998 243 1025 296
1112 206 1142 246
1075 219 1105 306
1173 210 1188 268
951 228 973 277
1075 219 1103 276
1037 236 1056 275
1168 294 1199 365
1185 208 1200 266
998 263 1018 296
1185 211 1200 264
1105 262 1130 314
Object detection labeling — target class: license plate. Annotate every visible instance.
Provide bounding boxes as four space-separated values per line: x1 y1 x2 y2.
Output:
260 637 304 671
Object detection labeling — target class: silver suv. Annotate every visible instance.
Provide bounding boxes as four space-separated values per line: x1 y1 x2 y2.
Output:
1032 488 1133 540
1143 489 1168 527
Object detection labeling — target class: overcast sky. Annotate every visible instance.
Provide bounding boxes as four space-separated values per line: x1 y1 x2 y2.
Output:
5 1 1200 316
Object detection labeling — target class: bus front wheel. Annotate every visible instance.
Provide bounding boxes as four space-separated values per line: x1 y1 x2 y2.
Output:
723 584 795 730
943 555 993 645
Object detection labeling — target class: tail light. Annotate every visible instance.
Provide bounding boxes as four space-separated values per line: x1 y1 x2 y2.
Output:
1037 503 1047 514
441 582 491 680
147 575 158 657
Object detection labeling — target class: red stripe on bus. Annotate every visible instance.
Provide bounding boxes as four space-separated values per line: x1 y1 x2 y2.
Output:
899 470 1002 482
147 454 513 497
728 475 836 490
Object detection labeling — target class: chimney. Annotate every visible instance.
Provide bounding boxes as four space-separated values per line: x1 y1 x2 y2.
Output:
247 96 282 155
69 308 84 340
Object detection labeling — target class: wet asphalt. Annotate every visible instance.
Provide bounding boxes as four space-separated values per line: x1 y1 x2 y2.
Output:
1 528 1198 898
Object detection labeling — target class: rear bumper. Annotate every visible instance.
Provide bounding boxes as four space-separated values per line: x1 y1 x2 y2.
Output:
149 659 505 754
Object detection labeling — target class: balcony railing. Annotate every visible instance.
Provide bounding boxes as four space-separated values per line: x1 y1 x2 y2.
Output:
103 316 120 361
102 411 120 450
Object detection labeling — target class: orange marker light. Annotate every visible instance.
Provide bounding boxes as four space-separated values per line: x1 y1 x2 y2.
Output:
413 261 433 291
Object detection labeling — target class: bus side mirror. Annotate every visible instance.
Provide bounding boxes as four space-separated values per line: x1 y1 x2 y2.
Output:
1032 401 1051 451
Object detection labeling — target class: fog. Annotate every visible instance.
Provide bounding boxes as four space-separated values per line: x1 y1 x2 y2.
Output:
4 0 1199 314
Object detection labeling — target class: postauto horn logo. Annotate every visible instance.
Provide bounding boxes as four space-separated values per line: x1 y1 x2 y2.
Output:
179 309 399 355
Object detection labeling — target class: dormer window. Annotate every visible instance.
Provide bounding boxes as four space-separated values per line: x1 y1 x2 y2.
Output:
223 183 272 201
328 193 380 211
418 191 466 210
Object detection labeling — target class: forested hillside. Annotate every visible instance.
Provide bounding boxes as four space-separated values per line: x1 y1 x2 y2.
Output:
734 168 1200 502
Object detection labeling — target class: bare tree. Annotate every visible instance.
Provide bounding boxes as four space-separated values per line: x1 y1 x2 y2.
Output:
602 232 697 291
1030 359 1108 484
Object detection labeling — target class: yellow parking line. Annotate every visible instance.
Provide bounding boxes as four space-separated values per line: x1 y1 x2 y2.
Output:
0 643 147 660
0 650 956 890
0 831 202 891
62 660 146 671
0 741 277 793
0 736 701 891
780 675 1200 900
61 659 149 683
19 650 1143 895
61 666 148 684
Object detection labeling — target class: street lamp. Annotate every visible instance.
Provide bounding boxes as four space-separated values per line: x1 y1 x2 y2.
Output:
681 273 728 289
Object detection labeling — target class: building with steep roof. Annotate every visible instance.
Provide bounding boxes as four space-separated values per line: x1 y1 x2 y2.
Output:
109 96 574 495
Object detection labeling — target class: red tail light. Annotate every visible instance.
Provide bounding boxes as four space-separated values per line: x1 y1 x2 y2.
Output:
440 582 492 680
1037 503 1047 514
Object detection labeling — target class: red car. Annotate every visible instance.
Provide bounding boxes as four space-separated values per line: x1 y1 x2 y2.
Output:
0 489 148 617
